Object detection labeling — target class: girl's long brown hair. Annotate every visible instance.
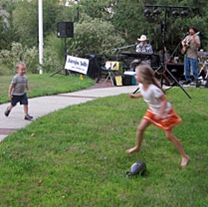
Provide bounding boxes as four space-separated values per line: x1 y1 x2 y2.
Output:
135 64 165 93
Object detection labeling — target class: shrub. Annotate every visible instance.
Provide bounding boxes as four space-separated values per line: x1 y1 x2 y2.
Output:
42 35 65 73
66 13 125 57
0 42 39 75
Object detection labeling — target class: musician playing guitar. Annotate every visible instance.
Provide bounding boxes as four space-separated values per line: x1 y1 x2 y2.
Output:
181 26 201 85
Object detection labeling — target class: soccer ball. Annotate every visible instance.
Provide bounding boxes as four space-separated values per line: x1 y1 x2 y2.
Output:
126 161 146 178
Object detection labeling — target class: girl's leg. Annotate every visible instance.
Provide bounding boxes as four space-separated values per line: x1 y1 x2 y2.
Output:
126 119 150 154
165 130 189 167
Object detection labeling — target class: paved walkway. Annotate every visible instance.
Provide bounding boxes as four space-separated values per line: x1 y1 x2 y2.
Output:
0 85 137 141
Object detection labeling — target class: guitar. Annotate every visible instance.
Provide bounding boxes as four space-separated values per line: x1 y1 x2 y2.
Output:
181 32 200 55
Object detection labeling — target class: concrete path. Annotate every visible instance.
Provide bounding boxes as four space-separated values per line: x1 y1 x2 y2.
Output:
0 85 137 141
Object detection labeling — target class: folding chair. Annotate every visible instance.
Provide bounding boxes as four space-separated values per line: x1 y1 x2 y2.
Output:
101 61 121 86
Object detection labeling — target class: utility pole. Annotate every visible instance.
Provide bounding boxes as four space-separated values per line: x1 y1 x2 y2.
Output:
38 0 43 74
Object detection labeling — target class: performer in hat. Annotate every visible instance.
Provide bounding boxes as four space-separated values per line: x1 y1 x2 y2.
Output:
136 34 153 54
130 35 153 69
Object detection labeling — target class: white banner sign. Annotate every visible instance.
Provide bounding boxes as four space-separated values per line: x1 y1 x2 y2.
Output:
65 55 89 75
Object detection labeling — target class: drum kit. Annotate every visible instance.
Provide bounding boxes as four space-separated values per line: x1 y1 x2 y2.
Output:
197 50 208 88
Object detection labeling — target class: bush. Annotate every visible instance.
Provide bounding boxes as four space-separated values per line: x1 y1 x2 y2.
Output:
67 13 125 57
0 64 13 75
42 35 65 73
42 14 126 74
0 42 39 75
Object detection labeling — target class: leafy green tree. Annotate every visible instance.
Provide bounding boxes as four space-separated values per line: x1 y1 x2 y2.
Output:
78 0 208 54
0 1 19 50
66 13 125 57
42 13 125 74
1 0 208 70
111 0 145 41
0 15 8 49
150 0 208 49
79 0 115 20
12 0 65 48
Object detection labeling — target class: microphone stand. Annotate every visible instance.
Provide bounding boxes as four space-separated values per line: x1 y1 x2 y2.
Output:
169 33 188 61
163 33 191 99
113 43 136 51
155 9 191 99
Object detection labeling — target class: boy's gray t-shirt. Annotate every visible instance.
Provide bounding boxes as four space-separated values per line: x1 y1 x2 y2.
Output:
11 74 28 96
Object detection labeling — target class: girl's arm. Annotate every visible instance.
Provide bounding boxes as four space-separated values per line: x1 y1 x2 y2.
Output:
129 93 143 99
155 94 168 119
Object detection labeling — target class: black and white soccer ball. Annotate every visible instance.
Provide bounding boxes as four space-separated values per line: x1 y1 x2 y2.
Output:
126 161 146 178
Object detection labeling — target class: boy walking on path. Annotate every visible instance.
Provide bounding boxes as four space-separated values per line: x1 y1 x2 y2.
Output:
4 62 33 121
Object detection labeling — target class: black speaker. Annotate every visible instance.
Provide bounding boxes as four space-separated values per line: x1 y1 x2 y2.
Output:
166 63 184 79
84 54 102 79
57 22 74 38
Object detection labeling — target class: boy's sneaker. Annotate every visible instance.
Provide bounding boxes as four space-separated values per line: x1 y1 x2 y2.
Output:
25 114 33 121
4 108 11 117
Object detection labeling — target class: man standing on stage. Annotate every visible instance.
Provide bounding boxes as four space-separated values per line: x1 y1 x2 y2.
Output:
181 26 200 85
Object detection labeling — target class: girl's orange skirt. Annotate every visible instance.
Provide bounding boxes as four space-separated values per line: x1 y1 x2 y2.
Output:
143 108 182 131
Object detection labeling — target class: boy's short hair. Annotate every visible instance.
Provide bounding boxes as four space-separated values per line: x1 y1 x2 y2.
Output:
16 62 26 70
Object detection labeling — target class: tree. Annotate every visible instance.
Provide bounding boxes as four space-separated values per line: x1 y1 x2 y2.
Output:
0 15 8 50
1 0 208 71
66 13 125 57
43 13 125 74
79 0 116 20
0 1 19 50
78 0 208 54
12 0 66 48
111 0 149 44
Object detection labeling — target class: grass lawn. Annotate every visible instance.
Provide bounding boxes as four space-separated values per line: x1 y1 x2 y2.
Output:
0 83 207 206
0 73 94 104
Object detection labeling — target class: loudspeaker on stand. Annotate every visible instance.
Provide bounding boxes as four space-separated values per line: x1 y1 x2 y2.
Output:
57 22 74 38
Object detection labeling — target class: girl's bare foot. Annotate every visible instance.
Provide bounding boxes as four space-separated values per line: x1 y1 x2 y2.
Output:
125 146 139 154
181 156 190 167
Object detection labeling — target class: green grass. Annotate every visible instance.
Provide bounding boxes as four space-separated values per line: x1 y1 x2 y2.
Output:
0 73 94 104
0 86 208 206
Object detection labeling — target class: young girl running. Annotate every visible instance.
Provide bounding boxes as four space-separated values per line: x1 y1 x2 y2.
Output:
126 64 189 167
